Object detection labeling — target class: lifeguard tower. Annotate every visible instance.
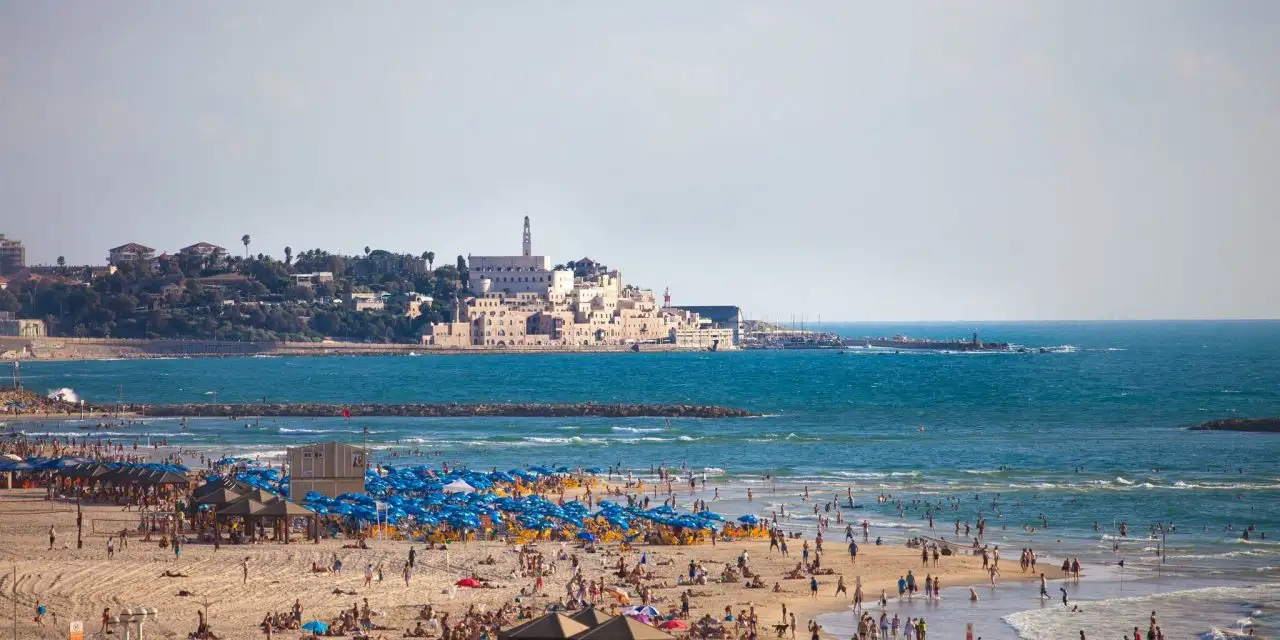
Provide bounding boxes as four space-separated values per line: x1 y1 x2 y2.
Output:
287 442 367 500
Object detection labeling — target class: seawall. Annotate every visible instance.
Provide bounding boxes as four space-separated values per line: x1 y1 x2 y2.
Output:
129 403 754 418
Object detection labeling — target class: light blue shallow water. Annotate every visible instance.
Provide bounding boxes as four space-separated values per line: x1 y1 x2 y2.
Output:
8 321 1280 637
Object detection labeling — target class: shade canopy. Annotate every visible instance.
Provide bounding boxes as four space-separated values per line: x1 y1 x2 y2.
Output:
501 614 590 640
195 488 244 506
567 608 614 629
253 498 315 517
217 497 268 517
570 615 675 640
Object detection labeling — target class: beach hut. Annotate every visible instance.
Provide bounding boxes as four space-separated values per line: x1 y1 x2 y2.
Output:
501 614 589 640
567 608 615 629
569 615 676 640
287 442 367 500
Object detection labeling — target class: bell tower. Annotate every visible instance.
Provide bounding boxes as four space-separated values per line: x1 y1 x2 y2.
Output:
522 216 532 257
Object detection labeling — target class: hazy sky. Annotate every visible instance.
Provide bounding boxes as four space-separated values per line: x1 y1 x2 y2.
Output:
1 1 1277 321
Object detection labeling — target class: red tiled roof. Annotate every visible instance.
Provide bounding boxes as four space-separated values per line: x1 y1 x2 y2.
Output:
181 242 225 252
110 242 155 253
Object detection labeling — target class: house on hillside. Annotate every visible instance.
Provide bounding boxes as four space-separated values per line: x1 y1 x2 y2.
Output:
108 243 156 266
180 242 227 262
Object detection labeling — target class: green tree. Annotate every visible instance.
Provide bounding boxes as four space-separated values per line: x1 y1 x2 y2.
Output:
0 289 18 312
284 246 293 266
424 251 435 270
241 234 251 258
364 246 371 257
56 256 66 271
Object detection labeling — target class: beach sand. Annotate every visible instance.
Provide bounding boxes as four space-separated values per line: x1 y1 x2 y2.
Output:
0 489 1051 640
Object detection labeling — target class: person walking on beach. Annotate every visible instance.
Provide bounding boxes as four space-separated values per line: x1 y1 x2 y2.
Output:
34 600 47 627
107 536 115 560
1060 585 1068 606
243 557 250 584
101 607 112 635
1039 573 1048 599
403 562 413 586
834 575 847 597
48 525 56 550
364 563 374 587
809 576 818 599
853 580 863 610
409 546 416 569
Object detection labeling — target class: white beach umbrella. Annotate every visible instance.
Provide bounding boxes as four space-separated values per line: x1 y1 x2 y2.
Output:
443 479 476 494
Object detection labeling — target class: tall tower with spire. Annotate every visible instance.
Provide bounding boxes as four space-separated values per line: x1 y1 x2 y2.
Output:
522 216 532 257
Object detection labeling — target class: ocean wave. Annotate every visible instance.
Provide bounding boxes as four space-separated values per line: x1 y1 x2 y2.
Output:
612 426 665 434
1114 476 1135 485
1004 583 1280 640
22 431 186 438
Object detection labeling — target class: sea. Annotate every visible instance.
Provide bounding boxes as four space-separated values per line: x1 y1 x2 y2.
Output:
6 321 1280 638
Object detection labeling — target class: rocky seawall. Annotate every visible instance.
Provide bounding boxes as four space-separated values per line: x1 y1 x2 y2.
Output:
1189 418 1280 432
129 403 754 419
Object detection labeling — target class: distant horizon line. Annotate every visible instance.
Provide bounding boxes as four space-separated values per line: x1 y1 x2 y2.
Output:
757 318 1280 324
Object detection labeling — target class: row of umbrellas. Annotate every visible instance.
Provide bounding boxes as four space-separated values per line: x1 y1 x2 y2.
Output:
0 456 192 487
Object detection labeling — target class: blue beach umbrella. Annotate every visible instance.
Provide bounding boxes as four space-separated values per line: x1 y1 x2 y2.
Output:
577 531 597 542
737 514 759 525
301 620 328 633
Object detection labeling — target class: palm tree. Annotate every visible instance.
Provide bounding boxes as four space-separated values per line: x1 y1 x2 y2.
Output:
364 246 371 257
56 256 65 273
284 246 293 266
424 251 435 270
241 234 251 258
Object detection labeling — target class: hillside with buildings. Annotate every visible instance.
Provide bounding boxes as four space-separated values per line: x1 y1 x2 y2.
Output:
0 220 739 352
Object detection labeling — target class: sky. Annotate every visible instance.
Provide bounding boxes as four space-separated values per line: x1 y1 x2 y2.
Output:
1 1 1277 321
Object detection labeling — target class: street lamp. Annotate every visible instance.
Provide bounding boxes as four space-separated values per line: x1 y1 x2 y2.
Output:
110 606 159 640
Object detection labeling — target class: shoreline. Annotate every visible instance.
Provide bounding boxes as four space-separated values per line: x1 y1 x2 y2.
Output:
0 489 1018 640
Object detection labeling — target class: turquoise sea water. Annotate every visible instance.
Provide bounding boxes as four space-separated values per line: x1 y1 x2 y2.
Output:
8 321 1280 637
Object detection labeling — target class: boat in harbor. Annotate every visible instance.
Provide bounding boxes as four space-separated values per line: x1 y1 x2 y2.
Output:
842 332 1009 352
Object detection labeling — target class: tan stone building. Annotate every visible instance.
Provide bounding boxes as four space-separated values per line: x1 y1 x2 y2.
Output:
425 218 737 350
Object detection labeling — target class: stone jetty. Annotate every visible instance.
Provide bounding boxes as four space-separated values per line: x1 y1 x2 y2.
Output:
128 403 754 419
1189 418 1280 433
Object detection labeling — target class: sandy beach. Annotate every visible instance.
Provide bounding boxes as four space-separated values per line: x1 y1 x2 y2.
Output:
0 488 1049 640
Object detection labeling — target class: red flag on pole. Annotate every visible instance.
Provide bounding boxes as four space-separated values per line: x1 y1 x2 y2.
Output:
342 407 351 419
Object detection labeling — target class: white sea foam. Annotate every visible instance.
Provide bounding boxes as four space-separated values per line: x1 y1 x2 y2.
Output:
1004 583 1280 640
612 426 664 434
1114 476 1135 485
46 387 79 403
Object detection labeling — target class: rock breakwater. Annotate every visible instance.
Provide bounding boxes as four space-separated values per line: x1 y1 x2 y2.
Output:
1189 418 1280 432
130 403 754 419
